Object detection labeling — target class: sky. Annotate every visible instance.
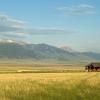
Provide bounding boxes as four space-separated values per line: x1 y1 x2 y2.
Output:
0 0 100 52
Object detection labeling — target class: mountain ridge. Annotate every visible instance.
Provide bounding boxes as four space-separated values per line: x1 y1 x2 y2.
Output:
0 41 100 63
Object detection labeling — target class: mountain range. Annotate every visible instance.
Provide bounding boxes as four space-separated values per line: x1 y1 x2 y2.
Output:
0 40 100 63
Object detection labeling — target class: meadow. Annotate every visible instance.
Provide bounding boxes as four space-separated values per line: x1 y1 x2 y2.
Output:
0 59 85 73
0 61 99 100
0 73 100 100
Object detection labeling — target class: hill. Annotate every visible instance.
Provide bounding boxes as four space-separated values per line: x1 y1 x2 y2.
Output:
0 41 100 63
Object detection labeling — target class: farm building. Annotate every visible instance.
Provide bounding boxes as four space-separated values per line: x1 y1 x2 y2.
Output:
85 63 100 72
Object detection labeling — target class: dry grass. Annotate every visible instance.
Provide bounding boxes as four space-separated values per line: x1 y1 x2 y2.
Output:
0 72 100 100
0 60 99 100
0 63 85 73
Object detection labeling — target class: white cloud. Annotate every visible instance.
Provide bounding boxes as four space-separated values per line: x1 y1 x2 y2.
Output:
0 14 27 39
27 27 77 35
0 14 77 41
0 32 26 39
0 14 25 30
58 4 96 15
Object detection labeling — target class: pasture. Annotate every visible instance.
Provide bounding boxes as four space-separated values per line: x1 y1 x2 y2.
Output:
0 73 100 100
0 61 99 100
0 60 85 73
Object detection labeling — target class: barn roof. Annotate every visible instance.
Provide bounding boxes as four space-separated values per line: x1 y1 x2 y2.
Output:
91 63 100 67
86 63 100 67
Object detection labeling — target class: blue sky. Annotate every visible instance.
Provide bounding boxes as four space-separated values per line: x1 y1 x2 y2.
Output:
0 0 100 52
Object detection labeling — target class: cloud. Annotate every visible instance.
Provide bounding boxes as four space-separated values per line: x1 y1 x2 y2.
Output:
58 4 96 15
27 27 77 35
0 32 26 39
0 14 25 31
0 14 77 41
0 14 27 39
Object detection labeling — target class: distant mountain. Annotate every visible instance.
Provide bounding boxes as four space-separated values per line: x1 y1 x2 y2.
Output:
0 41 100 63
82 52 100 60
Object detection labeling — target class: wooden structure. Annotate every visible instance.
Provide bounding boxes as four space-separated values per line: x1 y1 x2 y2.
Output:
85 63 100 72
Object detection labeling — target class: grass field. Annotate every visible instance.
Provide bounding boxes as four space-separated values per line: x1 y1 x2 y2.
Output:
0 61 85 73
0 60 99 100
0 72 100 100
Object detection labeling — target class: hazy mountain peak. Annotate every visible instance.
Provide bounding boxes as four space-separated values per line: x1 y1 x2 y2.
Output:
0 42 99 63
